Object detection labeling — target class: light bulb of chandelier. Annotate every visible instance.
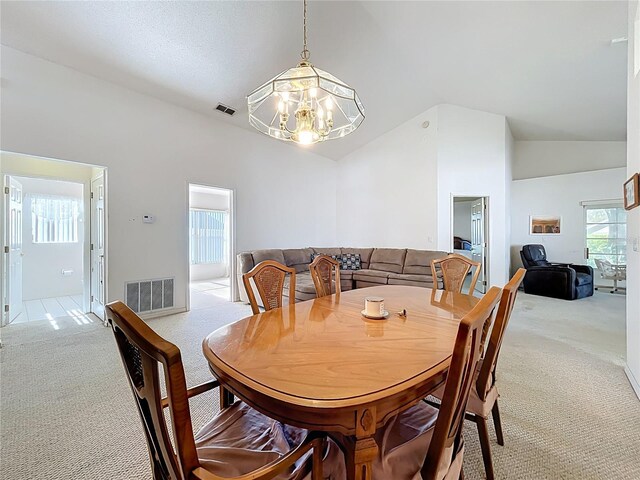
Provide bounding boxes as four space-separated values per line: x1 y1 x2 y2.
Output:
317 107 324 119
297 130 315 145
326 97 334 110
281 91 290 102
278 101 285 114
310 88 317 98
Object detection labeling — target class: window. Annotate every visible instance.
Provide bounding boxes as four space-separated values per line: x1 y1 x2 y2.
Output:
584 204 626 267
31 195 80 244
189 209 227 265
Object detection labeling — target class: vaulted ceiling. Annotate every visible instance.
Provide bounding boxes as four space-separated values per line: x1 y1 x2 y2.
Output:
0 1 629 160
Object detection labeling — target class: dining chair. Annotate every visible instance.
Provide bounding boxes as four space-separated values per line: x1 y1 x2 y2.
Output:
243 260 296 315
372 286 502 480
431 253 481 294
106 300 336 480
429 268 526 480
309 254 341 298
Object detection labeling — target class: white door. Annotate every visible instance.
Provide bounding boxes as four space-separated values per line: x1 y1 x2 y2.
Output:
4 176 24 324
471 198 487 294
90 175 105 321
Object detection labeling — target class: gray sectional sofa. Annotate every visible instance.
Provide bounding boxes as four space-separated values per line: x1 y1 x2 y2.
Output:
237 247 448 304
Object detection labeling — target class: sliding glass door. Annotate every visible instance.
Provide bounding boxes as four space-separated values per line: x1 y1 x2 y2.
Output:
584 203 626 267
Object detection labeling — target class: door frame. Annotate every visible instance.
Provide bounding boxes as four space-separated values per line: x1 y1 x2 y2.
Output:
185 182 237 310
0 155 107 326
450 194 490 292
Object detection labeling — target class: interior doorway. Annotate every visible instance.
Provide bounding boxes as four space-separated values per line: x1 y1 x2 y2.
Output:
452 196 489 294
188 184 234 309
1 152 107 328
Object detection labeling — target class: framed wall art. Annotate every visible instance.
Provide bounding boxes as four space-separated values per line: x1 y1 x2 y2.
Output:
624 173 639 210
530 215 561 235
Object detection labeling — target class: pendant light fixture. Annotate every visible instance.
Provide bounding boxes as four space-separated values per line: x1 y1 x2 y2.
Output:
247 0 364 145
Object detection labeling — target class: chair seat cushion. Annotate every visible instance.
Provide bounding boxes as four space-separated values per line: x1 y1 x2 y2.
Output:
372 402 462 480
196 402 345 479
575 272 592 286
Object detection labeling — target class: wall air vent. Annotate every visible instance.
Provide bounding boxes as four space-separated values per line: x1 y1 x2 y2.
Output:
215 103 236 116
125 278 174 313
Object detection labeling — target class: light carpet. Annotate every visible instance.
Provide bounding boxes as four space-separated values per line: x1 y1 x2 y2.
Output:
1 291 638 479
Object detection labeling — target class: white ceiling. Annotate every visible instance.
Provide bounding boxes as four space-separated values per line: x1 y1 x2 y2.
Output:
0 1 629 160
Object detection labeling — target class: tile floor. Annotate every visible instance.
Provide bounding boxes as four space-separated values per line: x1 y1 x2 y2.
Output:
11 295 85 324
190 277 231 310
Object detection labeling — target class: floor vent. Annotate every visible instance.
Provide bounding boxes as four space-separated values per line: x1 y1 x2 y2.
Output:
125 278 174 313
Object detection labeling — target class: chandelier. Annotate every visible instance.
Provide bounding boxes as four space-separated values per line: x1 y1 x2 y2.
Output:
247 0 364 145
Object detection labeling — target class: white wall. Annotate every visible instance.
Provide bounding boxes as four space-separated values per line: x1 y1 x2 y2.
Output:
189 188 230 281
514 141 627 180
0 46 338 314
336 106 439 249
336 104 510 287
19 177 84 300
511 168 627 276
626 0 640 400
453 201 473 240
436 105 511 287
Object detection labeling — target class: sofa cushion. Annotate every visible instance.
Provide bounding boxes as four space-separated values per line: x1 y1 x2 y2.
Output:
311 252 340 263
340 270 354 280
369 248 407 274
388 273 438 288
284 272 317 295
282 248 313 273
340 253 361 270
353 269 390 285
340 270 354 291
388 273 432 283
341 248 374 268
252 249 286 266
403 249 448 275
311 247 342 256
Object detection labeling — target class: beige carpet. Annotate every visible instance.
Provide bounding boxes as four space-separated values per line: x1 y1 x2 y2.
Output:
1 291 638 479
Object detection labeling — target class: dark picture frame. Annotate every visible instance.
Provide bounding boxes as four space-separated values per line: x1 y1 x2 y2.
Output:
624 173 639 210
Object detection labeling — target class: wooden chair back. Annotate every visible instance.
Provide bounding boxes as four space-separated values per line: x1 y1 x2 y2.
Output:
422 286 501 479
309 255 341 298
431 253 481 294
243 260 296 315
106 301 199 480
476 268 526 401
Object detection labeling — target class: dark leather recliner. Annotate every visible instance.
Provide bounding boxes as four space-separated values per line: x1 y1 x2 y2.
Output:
520 244 594 300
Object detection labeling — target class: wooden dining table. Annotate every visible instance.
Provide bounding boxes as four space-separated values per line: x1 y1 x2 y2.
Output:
202 285 478 480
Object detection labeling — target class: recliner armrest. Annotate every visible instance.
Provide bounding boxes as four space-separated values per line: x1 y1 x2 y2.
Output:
570 264 593 276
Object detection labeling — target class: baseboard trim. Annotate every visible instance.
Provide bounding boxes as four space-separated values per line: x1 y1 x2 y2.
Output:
624 365 640 400
139 306 187 320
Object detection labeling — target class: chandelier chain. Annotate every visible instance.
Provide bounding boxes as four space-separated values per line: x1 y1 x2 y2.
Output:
301 0 310 61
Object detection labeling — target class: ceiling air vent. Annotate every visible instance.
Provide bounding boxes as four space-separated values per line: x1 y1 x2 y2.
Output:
215 103 236 116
